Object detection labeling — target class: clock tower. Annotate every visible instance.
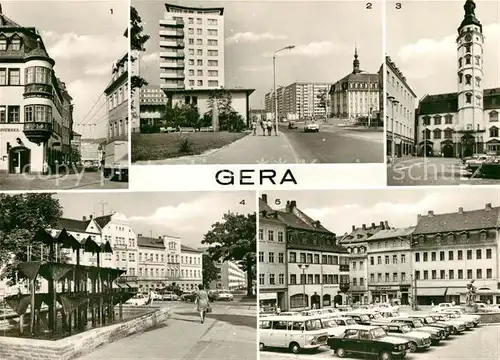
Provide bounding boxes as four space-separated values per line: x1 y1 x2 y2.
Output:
456 0 484 155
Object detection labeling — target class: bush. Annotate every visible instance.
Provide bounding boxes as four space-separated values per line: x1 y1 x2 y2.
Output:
178 138 193 154
141 124 161 134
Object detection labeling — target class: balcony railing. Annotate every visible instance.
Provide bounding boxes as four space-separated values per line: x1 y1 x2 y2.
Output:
160 83 185 90
23 122 52 144
159 30 184 37
160 40 185 48
160 61 185 69
339 264 350 272
159 50 185 59
160 72 185 79
159 19 184 27
23 83 53 99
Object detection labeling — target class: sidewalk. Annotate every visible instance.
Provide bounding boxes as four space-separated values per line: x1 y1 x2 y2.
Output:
78 308 256 360
140 132 298 165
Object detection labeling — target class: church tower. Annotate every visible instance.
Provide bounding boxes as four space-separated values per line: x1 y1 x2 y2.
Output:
352 44 361 74
456 0 484 151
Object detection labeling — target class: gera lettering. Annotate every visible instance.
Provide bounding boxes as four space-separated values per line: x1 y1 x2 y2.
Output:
215 169 298 186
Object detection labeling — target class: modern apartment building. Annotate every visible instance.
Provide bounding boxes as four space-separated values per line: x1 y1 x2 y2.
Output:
385 56 417 158
138 85 169 128
366 227 414 305
329 47 380 121
0 8 73 173
214 260 247 291
259 194 288 311
264 82 330 120
159 3 224 91
411 204 500 305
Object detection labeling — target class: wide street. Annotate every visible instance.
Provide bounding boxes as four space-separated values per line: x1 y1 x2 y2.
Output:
78 298 257 360
0 172 128 190
145 120 383 165
387 157 500 186
260 324 500 360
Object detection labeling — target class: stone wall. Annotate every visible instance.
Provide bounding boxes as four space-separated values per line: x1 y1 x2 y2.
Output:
0 307 170 360
476 311 500 324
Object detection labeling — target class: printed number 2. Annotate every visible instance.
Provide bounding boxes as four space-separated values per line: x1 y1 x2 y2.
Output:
366 2 372 9
395 2 402 9
240 199 246 205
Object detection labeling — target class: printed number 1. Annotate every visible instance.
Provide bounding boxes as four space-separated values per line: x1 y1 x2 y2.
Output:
366 2 372 9
395 2 402 9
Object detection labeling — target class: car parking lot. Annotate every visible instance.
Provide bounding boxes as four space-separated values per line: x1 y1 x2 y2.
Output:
260 324 500 360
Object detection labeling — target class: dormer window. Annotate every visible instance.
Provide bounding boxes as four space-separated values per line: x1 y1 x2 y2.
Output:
11 39 21 51
461 233 468 241
0 39 6 51
447 233 454 241
480 232 487 241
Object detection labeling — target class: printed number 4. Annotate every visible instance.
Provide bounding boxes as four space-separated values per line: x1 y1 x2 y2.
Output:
240 199 245 205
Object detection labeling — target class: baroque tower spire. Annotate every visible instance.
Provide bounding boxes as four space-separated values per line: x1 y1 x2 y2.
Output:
352 43 360 74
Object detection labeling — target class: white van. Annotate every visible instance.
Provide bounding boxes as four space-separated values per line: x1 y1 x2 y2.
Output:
259 315 329 354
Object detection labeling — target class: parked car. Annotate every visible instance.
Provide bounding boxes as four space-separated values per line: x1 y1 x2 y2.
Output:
278 311 301 316
438 310 474 329
407 314 453 338
327 325 409 359
378 322 432 353
162 291 179 301
304 121 320 133
217 291 234 301
181 291 197 302
390 317 444 345
208 290 219 302
125 293 149 306
440 308 480 327
431 303 454 312
344 312 372 325
288 121 298 130
429 313 467 334
465 155 493 172
332 317 358 327
150 291 162 301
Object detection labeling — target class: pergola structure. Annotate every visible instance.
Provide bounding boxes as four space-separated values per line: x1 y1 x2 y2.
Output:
4 228 137 337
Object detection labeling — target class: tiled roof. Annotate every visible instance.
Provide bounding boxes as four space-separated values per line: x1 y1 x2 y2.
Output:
137 236 164 249
367 227 415 241
259 198 273 212
54 218 90 233
340 224 388 244
413 206 500 235
93 214 113 229
181 244 203 253
276 211 332 234
419 88 500 115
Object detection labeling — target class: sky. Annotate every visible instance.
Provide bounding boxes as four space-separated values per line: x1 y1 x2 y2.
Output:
55 191 256 248
134 0 383 108
261 189 500 236
387 0 500 103
2 0 128 139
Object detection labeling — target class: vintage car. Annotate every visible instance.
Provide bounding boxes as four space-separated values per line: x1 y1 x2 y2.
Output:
181 291 197 302
327 325 409 359
378 322 432 353
407 315 453 338
390 317 444 345
465 155 493 172
438 310 475 329
429 313 466 334
217 291 234 301
344 312 372 325
440 308 480 327
288 121 298 130
304 121 320 133
125 293 149 306
431 302 455 312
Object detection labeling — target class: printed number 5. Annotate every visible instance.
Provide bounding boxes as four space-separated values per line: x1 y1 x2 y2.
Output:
395 2 402 9
366 2 372 9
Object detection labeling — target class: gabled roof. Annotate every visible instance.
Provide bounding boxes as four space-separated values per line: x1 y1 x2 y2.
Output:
340 223 388 244
93 214 113 229
413 206 500 235
181 244 203 253
276 210 331 234
53 217 100 235
367 227 415 241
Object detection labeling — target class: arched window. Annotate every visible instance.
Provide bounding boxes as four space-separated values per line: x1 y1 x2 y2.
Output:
475 56 480 65
465 43 472 53
458 73 463 83
422 116 431 126
465 74 472 85
445 114 453 124
490 110 499 122
433 115 442 125
476 77 481 87
465 55 471 65
433 128 442 139
444 128 453 139
466 93 472 103
458 57 462 67
323 294 331 306
489 126 498 138
423 128 431 140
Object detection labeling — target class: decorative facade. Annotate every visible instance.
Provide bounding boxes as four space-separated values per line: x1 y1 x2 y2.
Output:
105 54 128 141
417 0 500 157
0 7 73 173
180 244 203 291
329 47 380 122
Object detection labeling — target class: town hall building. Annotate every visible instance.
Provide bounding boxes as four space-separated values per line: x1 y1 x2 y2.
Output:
417 0 500 157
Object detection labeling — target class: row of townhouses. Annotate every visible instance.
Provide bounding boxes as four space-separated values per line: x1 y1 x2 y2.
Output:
259 195 500 311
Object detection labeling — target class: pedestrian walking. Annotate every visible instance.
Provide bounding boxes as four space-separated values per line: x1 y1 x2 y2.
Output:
273 122 277 136
252 120 257 135
260 120 266 136
266 119 272 136
194 284 210 324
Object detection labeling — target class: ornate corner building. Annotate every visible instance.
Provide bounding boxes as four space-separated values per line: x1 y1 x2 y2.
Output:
0 6 73 174
417 0 500 157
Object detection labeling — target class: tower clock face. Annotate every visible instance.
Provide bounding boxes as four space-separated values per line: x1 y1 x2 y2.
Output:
465 34 472 42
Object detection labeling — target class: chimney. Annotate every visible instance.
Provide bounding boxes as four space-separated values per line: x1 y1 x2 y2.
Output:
261 194 268 203
485 203 492 211
385 221 389 228
458 207 464 214
89 215 93 220
362 224 366 230
427 211 434 217
314 220 321 228
138 234 142 237
380 221 384 228
290 200 297 210
352 225 356 231
158 236 162 240
371 222 376 229
82 216 87 221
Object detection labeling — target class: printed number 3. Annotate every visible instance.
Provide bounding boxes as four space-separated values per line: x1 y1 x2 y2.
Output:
395 2 402 9
366 2 372 9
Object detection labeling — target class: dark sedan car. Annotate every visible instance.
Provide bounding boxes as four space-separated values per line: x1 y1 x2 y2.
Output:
327 325 409 359
288 121 298 129
408 315 453 338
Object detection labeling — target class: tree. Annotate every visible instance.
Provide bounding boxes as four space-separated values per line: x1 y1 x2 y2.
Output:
202 253 219 289
0 193 63 285
161 103 200 128
202 212 256 296
206 89 233 116
317 89 327 117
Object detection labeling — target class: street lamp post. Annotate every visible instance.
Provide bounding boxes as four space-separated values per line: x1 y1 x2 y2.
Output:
273 45 295 136
298 264 310 310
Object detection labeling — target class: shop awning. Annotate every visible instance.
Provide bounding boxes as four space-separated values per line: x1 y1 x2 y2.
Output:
126 282 139 288
113 282 127 289
259 292 277 300
415 288 448 296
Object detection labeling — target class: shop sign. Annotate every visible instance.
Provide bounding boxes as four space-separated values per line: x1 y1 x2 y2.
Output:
324 285 338 289
0 128 21 132
369 286 394 291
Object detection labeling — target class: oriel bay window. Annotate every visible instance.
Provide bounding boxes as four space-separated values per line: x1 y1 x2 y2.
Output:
24 105 52 125
25 67 51 84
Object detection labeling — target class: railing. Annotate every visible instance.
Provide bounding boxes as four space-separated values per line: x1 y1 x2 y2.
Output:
24 122 52 131
160 61 185 68
24 83 53 98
